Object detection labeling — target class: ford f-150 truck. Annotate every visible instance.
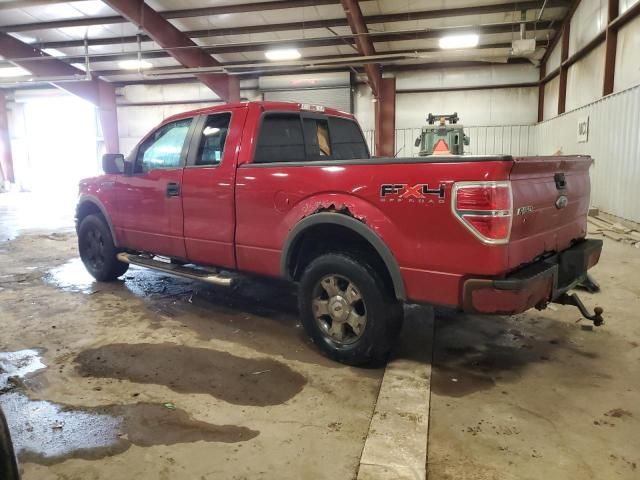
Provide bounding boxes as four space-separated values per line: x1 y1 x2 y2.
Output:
76 101 603 365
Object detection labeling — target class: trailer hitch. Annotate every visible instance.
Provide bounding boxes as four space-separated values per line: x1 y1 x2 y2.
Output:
553 292 604 326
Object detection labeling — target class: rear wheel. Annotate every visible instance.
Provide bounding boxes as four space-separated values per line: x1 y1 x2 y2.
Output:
299 253 403 365
78 214 128 281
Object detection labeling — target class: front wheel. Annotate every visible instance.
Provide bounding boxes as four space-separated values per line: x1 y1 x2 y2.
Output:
78 214 128 281
299 253 403 365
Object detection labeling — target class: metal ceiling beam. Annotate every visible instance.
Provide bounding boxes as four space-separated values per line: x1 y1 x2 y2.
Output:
101 0 239 102
340 0 379 97
0 0 343 33
31 0 569 51
26 21 554 66
91 42 545 78
0 32 119 153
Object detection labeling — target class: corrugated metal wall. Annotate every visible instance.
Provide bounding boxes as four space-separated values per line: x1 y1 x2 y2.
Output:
532 84 640 223
364 83 640 223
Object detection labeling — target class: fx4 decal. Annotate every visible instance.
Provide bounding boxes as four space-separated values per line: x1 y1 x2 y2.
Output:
380 183 446 203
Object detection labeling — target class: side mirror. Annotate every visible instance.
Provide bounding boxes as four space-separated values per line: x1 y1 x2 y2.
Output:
102 153 125 174
414 137 422 148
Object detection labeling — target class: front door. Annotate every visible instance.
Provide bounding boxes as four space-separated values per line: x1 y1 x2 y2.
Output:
114 117 194 259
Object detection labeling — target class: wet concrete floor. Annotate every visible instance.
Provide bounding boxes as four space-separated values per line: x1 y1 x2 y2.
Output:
1 194 639 479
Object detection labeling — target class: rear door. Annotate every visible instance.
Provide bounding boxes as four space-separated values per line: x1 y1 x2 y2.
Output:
114 117 194 258
508 155 592 269
181 107 248 269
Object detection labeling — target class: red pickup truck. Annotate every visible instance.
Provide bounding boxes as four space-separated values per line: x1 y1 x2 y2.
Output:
76 101 603 365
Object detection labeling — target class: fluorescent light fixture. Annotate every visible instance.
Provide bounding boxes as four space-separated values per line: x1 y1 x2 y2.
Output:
118 59 153 70
0 66 30 78
264 48 301 61
439 34 479 49
43 48 64 57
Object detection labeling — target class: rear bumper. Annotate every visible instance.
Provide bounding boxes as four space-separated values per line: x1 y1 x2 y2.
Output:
462 239 603 315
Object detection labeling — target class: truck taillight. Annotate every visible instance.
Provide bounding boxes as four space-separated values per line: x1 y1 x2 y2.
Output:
452 181 512 244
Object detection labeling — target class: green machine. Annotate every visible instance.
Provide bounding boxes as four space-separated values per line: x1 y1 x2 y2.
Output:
414 112 470 156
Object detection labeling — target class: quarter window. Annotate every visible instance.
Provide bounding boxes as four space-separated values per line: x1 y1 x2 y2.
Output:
136 118 192 173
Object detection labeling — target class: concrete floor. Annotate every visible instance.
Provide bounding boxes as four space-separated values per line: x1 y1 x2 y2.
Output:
0 193 638 479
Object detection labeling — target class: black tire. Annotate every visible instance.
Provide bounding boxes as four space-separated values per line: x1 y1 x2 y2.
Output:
78 214 128 281
299 253 403 366
0 408 20 480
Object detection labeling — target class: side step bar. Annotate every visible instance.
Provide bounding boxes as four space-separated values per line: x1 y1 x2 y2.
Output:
117 253 234 287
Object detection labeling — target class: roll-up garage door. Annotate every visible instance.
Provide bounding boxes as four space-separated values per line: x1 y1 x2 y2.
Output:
260 72 352 113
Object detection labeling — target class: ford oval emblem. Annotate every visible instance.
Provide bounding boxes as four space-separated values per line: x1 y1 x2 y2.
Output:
555 195 569 209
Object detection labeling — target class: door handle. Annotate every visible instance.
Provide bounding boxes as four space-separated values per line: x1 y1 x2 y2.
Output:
166 182 181 197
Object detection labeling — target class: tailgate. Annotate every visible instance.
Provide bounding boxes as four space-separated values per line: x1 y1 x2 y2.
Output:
508 155 593 270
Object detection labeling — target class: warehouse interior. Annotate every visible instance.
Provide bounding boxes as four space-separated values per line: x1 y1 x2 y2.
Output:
0 1 639 479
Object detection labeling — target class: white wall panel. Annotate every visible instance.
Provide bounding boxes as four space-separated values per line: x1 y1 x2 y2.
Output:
354 85 375 132
569 0 607 55
532 84 640 222
395 87 538 129
395 64 538 90
566 42 605 111
543 75 560 120
546 40 562 73
620 0 640 13
614 14 640 92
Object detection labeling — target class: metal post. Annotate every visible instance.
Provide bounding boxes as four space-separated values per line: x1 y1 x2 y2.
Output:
602 0 619 96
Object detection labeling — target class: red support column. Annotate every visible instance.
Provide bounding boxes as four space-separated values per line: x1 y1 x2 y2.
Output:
537 63 546 122
558 22 570 114
602 0 619 96
0 94 15 184
375 77 395 157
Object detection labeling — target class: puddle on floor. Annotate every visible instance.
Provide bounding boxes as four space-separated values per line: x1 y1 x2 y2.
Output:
0 349 46 390
44 259 337 366
0 349 259 465
75 343 307 406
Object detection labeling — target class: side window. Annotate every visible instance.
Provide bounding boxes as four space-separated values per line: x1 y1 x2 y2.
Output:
136 118 192 173
303 117 332 161
196 113 232 166
254 113 305 163
328 117 370 160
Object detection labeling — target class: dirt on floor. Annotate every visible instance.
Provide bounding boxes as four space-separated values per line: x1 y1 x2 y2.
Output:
0 215 639 480
0 231 383 480
427 238 640 480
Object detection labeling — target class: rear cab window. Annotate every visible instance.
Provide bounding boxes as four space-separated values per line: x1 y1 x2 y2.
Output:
253 111 370 164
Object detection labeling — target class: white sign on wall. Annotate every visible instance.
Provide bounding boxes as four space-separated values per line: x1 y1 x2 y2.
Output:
577 115 589 143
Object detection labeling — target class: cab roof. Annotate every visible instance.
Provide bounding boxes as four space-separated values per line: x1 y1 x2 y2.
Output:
163 100 354 124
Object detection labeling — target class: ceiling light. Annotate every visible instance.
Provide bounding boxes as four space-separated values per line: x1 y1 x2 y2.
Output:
118 59 153 70
0 66 30 78
264 48 301 61
42 48 65 57
439 34 479 50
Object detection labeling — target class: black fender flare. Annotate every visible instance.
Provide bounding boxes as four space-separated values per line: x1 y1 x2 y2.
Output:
76 194 119 247
280 212 406 300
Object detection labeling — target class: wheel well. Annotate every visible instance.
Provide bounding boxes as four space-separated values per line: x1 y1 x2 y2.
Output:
287 223 396 297
76 201 103 224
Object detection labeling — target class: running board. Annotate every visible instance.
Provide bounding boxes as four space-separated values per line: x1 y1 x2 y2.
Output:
117 253 234 287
